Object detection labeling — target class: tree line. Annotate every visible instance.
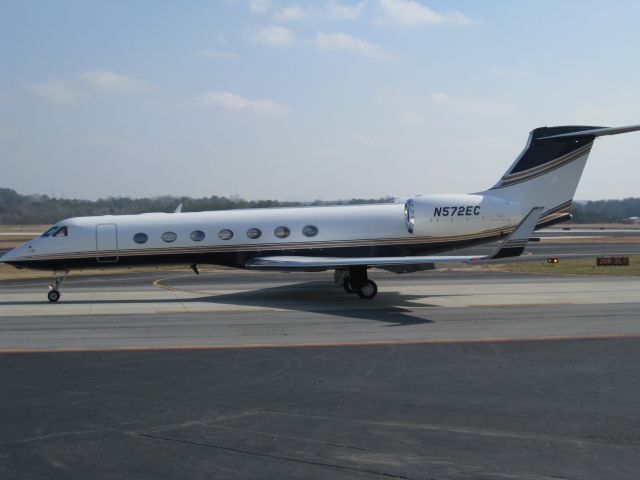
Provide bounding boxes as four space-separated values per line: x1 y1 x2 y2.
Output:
0 188 392 225
571 198 640 223
0 187 638 224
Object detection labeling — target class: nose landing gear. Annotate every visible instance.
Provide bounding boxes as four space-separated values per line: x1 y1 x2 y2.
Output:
47 289 60 302
47 272 67 302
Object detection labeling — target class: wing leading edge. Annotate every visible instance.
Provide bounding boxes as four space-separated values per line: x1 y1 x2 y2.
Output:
245 207 544 270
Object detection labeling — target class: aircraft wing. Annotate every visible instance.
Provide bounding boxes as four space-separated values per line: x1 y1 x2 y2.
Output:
246 254 483 270
246 207 544 271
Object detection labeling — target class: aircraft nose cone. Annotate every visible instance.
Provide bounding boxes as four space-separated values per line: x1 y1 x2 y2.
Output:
1 248 15 263
1 245 24 263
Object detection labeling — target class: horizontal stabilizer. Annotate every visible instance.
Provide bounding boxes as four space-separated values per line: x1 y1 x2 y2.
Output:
538 124 640 140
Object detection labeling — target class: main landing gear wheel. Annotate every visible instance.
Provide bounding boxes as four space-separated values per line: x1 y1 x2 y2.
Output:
343 277 356 294
357 280 378 299
47 290 61 303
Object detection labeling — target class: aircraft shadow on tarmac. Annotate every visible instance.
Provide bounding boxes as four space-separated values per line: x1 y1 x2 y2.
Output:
194 280 438 326
1 280 442 326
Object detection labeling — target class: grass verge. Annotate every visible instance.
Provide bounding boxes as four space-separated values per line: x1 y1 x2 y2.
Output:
490 256 640 276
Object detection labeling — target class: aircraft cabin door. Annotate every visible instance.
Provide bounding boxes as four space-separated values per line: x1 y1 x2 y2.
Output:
96 223 119 263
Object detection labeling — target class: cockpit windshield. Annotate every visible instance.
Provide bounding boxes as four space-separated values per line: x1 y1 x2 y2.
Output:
41 226 68 237
41 226 59 237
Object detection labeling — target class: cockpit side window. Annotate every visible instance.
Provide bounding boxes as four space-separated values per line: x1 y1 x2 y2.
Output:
42 226 59 237
52 226 68 237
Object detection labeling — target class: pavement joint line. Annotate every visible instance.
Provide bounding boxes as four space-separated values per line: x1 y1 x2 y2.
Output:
138 433 412 479
1 333 638 355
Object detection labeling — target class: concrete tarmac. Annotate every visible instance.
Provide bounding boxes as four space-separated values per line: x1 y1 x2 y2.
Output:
3 338 640 480
1 270 640 351
2 252 640 478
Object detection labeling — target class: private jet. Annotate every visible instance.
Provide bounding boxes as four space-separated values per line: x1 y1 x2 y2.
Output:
2 124 639 302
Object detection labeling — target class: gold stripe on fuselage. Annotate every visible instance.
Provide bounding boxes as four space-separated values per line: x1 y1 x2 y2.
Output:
27 225 512 261
25 205 569 262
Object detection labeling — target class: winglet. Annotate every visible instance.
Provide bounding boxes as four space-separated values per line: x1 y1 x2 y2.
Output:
489 207 544 259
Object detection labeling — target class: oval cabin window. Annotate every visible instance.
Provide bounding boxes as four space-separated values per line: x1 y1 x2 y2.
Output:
161 231 177 243
133 233 148 244
274 226 290 238
190 230 205 242
302 225 318 237
247 228 262 239
218 229 233 240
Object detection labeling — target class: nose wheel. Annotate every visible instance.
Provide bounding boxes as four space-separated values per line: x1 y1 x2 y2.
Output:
47 289 61 303
47 272 67 302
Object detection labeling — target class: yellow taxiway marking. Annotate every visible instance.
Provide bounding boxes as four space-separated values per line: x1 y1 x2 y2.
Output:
1 333 639 355
152 275 217 296
152 277 179 291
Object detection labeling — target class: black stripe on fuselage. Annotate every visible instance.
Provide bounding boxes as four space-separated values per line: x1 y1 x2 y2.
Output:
534 212 572 230
5 198 575 272
21 225 513 262
4 234 509 271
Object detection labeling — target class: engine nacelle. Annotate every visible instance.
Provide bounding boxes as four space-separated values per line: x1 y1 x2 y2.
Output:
403 194 524 236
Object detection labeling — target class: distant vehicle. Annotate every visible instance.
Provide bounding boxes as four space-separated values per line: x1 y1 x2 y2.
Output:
2 124 640 301
623 217 640 224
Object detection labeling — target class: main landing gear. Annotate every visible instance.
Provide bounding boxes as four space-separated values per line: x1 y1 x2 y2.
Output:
47 271 67 303
335 267 378 299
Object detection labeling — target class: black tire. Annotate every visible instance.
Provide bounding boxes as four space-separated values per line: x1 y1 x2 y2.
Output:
343 277 356 294
48 290 60 303
357 280 378 299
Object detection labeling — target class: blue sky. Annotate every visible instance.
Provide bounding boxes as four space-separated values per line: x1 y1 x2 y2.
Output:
1 0 640 200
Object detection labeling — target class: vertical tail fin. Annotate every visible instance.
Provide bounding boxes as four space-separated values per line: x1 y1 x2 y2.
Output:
482 124 640 226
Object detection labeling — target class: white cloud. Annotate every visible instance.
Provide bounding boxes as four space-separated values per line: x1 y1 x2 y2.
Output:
429 92 517 116
81 70 152 92
275 5 307 21
326 1 365 20
247 0 271 14
202 91 291 117
245 25 295 46
197 48 237 60
377 0 476 26
313 32 392 59
272 3 365 22
395 110 426 127
27 80 84 104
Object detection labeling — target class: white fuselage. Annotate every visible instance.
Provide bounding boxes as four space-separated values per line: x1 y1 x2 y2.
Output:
2 193 525 270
